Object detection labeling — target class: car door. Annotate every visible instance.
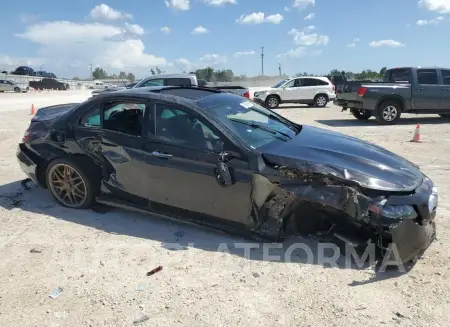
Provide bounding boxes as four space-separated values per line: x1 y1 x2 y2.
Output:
0 80 5 91
301 78 320 100
72 96 151 206
439 69 450 110
282 78 306 101
143 102 254 226
412 69 441 110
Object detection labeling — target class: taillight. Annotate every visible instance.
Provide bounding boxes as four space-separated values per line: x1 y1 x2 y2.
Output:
243 91 249 98
331 83 335 92
357 87 367 97
22 129 31 143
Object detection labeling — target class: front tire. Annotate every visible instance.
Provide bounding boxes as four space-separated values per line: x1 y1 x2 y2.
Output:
314 94 328 107
351 109 372 120
14 87 20 93
46 157 98 209
265 95 280 109
375 100 401 125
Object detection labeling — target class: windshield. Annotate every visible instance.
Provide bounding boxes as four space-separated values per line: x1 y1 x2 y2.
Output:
272 79 287 88
200 96 299 149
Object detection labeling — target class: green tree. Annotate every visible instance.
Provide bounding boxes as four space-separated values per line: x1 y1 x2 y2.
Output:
127 73 136 82
150 68 156 75
379 67 387 76
156 67 162 74
92 67 108 79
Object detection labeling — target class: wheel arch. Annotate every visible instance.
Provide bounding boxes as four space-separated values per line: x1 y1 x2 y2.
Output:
314 93 329 101
375 95 405 112
36 153 101 188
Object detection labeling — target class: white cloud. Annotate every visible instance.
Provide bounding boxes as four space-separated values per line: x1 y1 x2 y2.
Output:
199 53 227 65
174 53 227 71
0 55 45 69
306 25 316 30
277 47 306 58
418 0 450 13
236 12 284 24
284 6 290 12
304 13 315 20
124 23 144 35
175 58 191 66
16 21 166 75
369 40 405 47
234 50 256 57
288 28 329 46
293 0 315 10
347 38 360 47
416 16 444 25
89 4 132 21
204 0 237 5
191 26 209 34
266 14 284 24
165 0 190 11
160 26 171 34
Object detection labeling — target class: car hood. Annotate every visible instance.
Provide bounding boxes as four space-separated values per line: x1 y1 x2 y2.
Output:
262 125 423 192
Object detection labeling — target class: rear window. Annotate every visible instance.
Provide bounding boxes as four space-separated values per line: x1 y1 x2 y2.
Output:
165 78 192 86
302 78 318 86
384 69 411 83
317 79 329 86
417 69 438 85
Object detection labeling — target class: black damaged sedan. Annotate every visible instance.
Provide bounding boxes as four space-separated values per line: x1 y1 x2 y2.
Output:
17 86 438 264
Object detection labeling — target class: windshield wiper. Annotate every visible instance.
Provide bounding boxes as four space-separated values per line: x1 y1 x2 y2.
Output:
229 117 292 139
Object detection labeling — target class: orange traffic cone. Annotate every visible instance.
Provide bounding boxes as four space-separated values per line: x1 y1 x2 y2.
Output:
411 123 421 142
30 104 36 115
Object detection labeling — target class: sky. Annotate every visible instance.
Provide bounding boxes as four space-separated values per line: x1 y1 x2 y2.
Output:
1 0 450 79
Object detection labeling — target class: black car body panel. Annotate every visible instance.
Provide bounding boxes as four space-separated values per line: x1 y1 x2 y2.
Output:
29 78 69 90
260 125 423 192
17 87 438 266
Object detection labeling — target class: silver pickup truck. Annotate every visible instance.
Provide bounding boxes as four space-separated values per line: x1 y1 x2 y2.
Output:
92 73 250 98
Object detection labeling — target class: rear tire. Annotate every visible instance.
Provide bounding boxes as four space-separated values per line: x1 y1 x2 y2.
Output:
375 100 401 125
265 95 280 109
351 109 372 120
46 157 99 209
314 94 328 107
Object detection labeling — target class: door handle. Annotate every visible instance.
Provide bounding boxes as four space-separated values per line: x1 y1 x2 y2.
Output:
416 88 422 91
152 151 172 158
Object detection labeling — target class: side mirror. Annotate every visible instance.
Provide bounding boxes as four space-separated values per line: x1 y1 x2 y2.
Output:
215 161 233 187
214 150 239 187
219 150 241 162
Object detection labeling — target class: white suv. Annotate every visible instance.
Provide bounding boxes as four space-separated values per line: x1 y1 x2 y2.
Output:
253 76 336 109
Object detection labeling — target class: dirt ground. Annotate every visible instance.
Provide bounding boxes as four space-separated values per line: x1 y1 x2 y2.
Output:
0 91 449 327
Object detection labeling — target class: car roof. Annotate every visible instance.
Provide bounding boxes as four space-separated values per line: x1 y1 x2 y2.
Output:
95 86 225 108
140 73 195 80
293 76 330 82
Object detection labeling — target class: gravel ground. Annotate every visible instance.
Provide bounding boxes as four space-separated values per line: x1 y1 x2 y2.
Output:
0 91 449 327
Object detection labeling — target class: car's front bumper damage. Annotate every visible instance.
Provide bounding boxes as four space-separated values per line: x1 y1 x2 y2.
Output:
250 167 438 266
